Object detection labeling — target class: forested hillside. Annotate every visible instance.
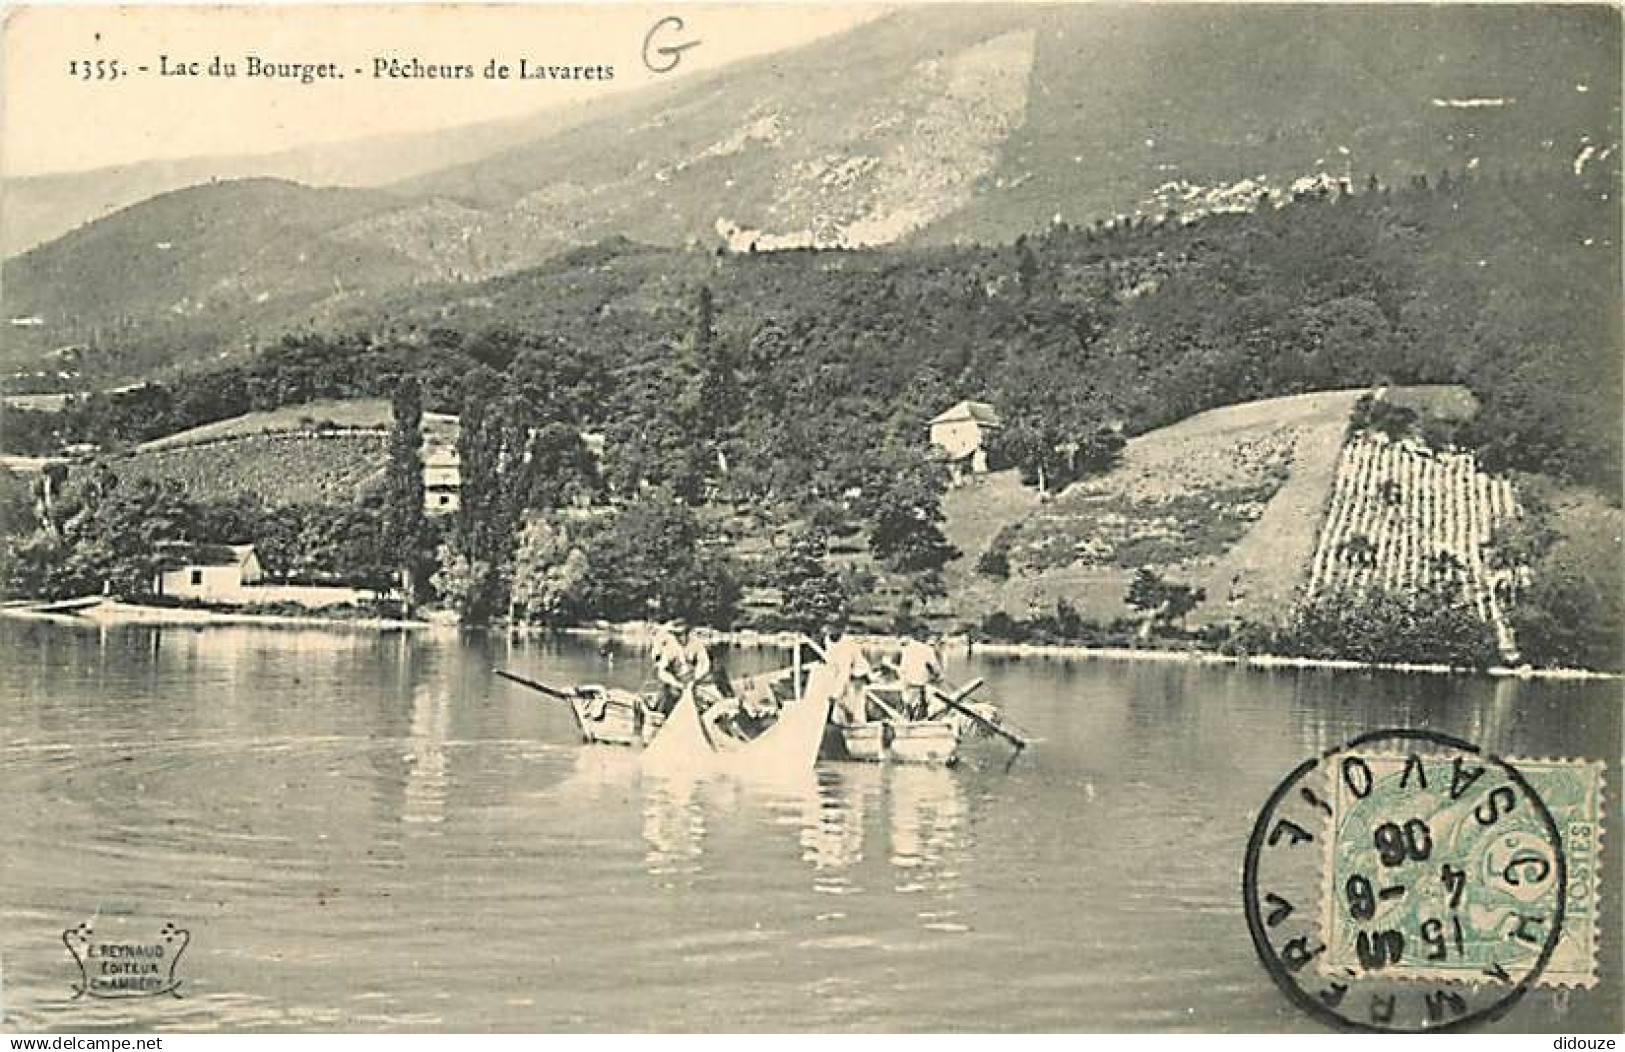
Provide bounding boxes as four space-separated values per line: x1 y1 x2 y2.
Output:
4 170 1618 664
9 171 1617 498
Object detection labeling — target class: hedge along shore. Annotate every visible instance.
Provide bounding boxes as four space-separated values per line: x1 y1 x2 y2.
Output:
547 621 1620 682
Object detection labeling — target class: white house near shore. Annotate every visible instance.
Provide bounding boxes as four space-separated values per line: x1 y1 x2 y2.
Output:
154 544 264 602
151 543 373 609
929 400 1002 475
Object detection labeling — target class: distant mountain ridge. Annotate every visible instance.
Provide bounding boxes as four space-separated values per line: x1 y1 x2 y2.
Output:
1 94 621 257
2 3 1618 385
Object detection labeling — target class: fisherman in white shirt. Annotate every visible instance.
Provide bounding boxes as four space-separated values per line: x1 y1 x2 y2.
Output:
896 627 943 720
651 617 712 714
822 621 874 726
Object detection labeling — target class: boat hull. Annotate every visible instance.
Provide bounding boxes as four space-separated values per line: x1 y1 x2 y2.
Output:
567 686 663 747
887 721 961 765
821 721 960 766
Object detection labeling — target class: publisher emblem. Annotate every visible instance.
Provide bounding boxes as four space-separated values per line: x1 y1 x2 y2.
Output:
63 921 190 1000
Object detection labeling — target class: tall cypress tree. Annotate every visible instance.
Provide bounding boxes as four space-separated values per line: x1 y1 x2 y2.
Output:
453 392 499 620
384 376 428 614
1015 235 1040 298
689 284 739 476
447 389 533 621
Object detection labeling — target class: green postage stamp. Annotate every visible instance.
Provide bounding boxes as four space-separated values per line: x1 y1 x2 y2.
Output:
1321 751 1605 989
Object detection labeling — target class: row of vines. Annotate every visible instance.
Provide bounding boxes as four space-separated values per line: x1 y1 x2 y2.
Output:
1305 433 1524 659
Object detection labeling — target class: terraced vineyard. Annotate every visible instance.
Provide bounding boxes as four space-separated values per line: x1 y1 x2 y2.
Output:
1306 434 1524 659
120 432 388 506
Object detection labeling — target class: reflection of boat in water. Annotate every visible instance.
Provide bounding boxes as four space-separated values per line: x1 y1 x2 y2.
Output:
497 640 1034 769
635 758 972 911
888 765 966 872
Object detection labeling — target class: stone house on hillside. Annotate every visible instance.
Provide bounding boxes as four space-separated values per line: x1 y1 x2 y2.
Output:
421 411 462 515
929 400 1002 475
423 446 460 514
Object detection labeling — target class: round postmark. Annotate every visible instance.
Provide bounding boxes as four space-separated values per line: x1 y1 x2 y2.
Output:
1243 729 1567 1032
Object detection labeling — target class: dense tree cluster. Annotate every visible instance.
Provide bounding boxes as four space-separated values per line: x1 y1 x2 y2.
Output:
773 528 850 634
0 467 401 602
1125 568 1207 638
1272 581 1502 669
1497 489 1624 672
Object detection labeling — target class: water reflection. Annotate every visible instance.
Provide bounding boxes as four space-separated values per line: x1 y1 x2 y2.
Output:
402 680 449 830
887 766 966 877
1481 676 1518 748
642 774 707 874
1 623 1616 1033
802 767 872 874
634 756 973 923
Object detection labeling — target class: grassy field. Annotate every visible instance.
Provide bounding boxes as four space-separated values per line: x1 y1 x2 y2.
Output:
942 469 1042 568
941 389 1376 628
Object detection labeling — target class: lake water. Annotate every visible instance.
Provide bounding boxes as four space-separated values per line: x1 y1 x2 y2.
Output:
0 620 1618 1032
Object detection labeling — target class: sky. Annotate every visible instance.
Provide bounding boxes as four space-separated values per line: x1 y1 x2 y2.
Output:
1 4 889 177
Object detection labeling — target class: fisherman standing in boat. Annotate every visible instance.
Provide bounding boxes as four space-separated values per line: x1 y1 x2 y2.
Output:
823 621 874 726
897 627 943 720
651 617 712 715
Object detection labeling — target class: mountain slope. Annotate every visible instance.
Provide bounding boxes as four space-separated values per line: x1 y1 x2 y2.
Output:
1 93 623 258
2 4 1618 385
2 179 437 379
401 4 1621 254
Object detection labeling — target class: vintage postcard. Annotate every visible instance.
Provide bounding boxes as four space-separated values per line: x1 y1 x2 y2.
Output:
0 1 1619 1036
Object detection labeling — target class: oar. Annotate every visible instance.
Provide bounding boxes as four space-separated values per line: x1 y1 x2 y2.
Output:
859 685 908 723
493 667 572 699
493 668 638 711
806 636 1029 754
928 679 1035 753
798 636 907 721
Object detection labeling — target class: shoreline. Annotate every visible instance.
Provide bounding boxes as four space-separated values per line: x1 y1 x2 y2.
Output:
553 621 1620 683
3 602 1615 681
0 598 431 631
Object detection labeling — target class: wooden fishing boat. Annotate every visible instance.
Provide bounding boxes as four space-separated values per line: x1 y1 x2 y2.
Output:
818 677 1022 766
493 671 664 746
821 720 962 765
497 642 1036 769
495 663 804 751
565 683 664 746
